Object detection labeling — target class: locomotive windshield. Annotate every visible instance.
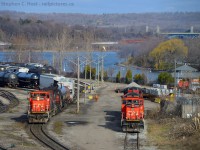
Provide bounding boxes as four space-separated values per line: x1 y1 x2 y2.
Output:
122 99 140 105
31 93 49 100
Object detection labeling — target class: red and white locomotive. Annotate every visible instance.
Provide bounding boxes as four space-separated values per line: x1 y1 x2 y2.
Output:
121 88 144 132
27 83 70 123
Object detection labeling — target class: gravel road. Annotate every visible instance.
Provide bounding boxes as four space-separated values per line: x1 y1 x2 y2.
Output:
48 82 159 150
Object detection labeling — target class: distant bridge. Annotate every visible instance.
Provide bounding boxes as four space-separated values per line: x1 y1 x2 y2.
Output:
157 26 200 39
159 32 200 39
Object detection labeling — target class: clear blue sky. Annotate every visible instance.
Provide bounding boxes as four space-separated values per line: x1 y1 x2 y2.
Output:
0 0 200 14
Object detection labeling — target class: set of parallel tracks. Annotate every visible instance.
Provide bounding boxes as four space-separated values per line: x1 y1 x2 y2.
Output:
0 90 19 149
0 90 19 113
28 124 69 150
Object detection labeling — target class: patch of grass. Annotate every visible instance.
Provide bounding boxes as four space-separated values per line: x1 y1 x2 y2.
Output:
147 120 171 146
0 117 5 120
147 114 200 149
14 122 26 129
53 121 64 135
66 110 77 114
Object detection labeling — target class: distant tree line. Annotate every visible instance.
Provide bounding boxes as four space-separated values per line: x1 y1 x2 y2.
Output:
0 12 200 72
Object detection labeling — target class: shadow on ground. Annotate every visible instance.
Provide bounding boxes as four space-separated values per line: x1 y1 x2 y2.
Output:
99 110 122 132
11 113 27 123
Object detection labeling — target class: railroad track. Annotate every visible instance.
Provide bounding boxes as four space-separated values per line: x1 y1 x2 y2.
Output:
0 145 7 150
0 90 19 113
29 124 69 150
124 130 140 150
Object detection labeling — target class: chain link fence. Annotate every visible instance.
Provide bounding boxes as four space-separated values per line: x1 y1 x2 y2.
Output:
177 96 200 118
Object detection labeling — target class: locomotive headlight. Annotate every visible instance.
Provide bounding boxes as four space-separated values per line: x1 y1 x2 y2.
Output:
10 74 16 79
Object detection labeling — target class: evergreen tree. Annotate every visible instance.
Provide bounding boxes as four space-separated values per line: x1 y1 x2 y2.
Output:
133 73 147 85
83 65 96 79
158 72 174 85
125 69 132 84
116 71 121 83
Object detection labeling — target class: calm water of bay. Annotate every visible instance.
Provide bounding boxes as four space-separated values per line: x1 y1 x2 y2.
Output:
0 51 159 82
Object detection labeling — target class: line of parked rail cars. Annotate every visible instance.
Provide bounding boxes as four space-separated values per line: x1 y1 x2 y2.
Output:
0 63 57 88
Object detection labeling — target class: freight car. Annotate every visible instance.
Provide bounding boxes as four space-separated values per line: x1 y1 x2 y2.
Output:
0 71 19 87
40 73 75 102
27 83 70 123
121 92 144 132
15 72 39 89
28 65 57 74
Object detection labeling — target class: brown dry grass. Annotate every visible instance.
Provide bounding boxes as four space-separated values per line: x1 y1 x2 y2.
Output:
147 109 200 150
53 121 63 135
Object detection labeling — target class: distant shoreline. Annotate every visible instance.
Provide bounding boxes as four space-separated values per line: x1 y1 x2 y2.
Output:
116 63 167 73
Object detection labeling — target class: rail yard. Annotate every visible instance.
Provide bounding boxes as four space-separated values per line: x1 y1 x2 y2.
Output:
0 79 160 150
1 4 200 149
0 62 200 150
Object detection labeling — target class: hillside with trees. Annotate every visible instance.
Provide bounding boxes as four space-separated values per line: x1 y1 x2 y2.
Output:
1 11 200 31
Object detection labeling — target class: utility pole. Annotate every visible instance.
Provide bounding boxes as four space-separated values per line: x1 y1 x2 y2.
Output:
101 54 104 83
101 46 106 83
28 50 31 63
90 52 92 81
84 60 87 104
52 52 55 68
59 50 62 75
77 56 80 113
174 59 177 101
98 56 100 86
65 49 81 113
